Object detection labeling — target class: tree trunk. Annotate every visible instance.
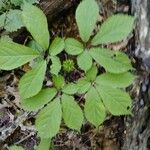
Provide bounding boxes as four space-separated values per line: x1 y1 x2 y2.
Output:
123 0 150 149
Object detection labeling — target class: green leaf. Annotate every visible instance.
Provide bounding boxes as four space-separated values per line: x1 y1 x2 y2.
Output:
96 72 135 88
75 0 99 42
9 146 24 150
92 14 134 45
50 56 61 75
96 85 132 115
28 40 44 53
49 37 65 56
19 60 46 99
11 0 38 6
22 3 49 49
0 41 39 70
90 48 132 73
65 38 84 55
52 75 65 90
77 50 92 72
0 13 6 28
86 65 98 81
4 10 24 32
84 87 106 127
37 138 50 150
62 83 78 95
76 78 91 94
61 94 83 131
21 88 57 111
36 98 62 138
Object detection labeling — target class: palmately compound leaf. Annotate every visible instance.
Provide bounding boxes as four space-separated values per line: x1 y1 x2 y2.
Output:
96 84 132 115
61 94 84 131
0 41 39 70
96 72 135 88
21 88 57 111
36 98 62 138
37 138 50 150
92 14 134 45
9 145 24 150
4 10 24 32
65 38 84 55
19 60 47 99
84 86 106 127
77 50 92 72
86 65 98 81
49 37 65 56
52 75 65 90
50 56 61 75
89 48 132 73
62 83 79 95
76 78 91 94
22 3 49 49
75 0 99 42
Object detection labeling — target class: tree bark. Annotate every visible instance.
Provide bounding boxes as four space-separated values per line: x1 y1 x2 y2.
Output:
123 0 150 149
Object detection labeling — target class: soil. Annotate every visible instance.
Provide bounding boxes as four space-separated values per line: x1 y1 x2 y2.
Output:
0 0 148 150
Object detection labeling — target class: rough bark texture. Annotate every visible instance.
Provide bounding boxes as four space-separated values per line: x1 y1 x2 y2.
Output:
123 0 150 150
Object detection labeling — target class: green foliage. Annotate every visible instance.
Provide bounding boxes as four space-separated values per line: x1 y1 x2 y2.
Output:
84 87 106 127
62 59 75 72
77 50 92 72
89 48 132 73
0 0 136 148
61 94 84 131
92 14 135 45
19 60 46 99
36 98 62 138
65 38 84 55
49 37 65 56
9 146 24 150
21 88 57 111
37 138 50 150
75 0 99 42
0 40 39 70
22 3 49 49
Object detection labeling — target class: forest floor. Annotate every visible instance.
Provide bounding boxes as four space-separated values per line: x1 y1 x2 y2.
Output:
0 0 148 150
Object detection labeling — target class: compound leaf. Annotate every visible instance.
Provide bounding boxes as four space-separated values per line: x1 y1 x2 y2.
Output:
96 72 135 88
65 38 84 55
76 0 99 42
36 98 62 138
21 88 57 111
84 87 106 127
19 60 46 99
22 3 49 49
0 41 39 70
77 50 92 72
61 94 83 131
49 37 65 56
90 48 132 73
92 14 134 45
96 85 132 115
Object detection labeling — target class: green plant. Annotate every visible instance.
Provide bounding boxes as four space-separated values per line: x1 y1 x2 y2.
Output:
0 0 135 149
0 0 38 32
